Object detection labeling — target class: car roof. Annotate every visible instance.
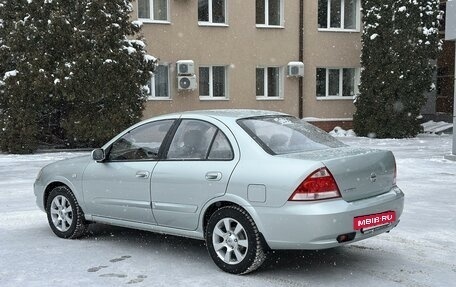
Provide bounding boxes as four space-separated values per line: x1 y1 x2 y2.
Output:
180 109 289 120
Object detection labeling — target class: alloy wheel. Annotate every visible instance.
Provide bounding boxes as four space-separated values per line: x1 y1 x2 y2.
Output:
50 195 73 232
212 217 249 265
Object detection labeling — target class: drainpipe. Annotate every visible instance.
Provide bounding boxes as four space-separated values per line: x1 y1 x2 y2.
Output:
445 50 456 160
446 50 456 159
444 0 456 161
453 62 456 157
298 0 304 118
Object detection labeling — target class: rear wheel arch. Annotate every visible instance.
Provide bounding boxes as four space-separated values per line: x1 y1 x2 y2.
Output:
204 205 268 274
201 200 270 250
203 201 241 234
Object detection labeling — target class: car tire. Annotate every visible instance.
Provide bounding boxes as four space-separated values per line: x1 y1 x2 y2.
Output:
205 206 266 274
46 185 88 239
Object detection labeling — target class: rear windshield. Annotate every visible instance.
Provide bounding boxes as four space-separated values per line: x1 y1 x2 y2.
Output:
237 116 345 155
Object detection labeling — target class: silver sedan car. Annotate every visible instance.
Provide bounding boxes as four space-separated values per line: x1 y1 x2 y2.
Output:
34 109 404 274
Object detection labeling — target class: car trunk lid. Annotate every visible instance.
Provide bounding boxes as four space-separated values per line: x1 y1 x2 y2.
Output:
280 147 396 202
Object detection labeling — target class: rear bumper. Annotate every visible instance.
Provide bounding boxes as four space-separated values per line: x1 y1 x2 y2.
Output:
255 186 404 250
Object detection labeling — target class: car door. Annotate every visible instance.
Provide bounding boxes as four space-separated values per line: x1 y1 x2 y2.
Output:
151 118 239 230
83 119 176 224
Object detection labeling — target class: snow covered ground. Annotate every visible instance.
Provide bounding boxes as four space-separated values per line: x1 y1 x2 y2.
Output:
0 135 455 287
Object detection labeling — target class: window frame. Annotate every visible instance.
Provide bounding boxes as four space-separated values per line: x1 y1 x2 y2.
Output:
256 66 284 100
137 0 170 24
164 119 235 162
256 0 284 28
199 65 229 100
146 63 171 101
316 67 360 100
105 119 178 162
318 0 360 32
237 115 346 155
198 0 229 26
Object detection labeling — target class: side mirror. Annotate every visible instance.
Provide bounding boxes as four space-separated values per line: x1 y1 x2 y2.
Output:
91 148 105 162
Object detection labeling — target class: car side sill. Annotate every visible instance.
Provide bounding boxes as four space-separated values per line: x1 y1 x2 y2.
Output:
88 215 205 241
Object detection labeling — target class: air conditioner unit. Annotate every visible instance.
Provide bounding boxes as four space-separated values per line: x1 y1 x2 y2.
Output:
287 62 304 77
176 60 195 75
178 75 197 91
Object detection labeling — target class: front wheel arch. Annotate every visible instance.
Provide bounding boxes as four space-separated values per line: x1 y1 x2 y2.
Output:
46 185 89 239
44 182 69 211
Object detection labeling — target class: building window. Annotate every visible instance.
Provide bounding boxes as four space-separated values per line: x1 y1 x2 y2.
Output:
146 64 170 99
256 67 282 99
318 0 359 30
316 68 359 98
198 0 226 24
138 0 169 22
256 0 283 27
199 66 227 99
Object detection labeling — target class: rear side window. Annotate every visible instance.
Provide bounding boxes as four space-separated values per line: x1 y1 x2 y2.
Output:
166 119 234 160
238 116 345 155
208 130 233 160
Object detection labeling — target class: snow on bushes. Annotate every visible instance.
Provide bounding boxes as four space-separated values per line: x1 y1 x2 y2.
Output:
0 0 157 153
354 0 442 138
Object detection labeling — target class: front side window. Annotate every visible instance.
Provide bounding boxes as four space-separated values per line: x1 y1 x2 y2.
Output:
238 116 345 155
198 0 226 24
256 0 282 26
316 68 358 98
199 66 227 98
167 120 233 160
256 67 282 98
138 0 168 21
146 64 169 99
108 120 174 161
318 0 358 30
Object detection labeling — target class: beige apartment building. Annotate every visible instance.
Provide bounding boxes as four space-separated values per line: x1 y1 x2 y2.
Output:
134 0 362 130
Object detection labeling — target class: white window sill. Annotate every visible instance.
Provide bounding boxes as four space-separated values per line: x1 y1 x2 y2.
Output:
198 22 229 27
318 28 360 33
138 19 171 25
316 96 355 101
199 97 230 101
256 24 284 29
303 117 353 122
147 97 172 101
256 97 284 101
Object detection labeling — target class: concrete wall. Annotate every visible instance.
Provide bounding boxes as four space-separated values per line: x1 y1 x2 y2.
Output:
301 0 360 119
137 0 301 119
134 0 360 120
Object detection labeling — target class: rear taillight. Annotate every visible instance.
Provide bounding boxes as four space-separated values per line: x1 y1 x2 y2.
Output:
289 167 341 201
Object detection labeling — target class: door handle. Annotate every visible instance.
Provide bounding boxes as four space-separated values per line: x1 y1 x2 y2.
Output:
136 171 150 178
205 172 222 181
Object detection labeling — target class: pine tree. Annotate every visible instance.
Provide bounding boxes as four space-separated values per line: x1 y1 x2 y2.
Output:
0 0 156 153
0 0 42 153
353 0 442 138
61 0 157 147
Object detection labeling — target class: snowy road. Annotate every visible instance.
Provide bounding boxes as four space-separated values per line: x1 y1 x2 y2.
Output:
1 135 455 287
